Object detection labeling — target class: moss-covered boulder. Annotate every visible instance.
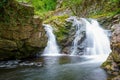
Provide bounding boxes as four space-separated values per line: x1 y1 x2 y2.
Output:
0 0 47 60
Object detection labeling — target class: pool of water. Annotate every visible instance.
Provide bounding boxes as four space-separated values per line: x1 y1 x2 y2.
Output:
0 55 107 80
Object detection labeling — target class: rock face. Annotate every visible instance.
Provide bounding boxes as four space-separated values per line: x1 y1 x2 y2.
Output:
98 14 120 29
0 0 47 60
56 0 63 9
62 16 86 54
102 23 120 79
44 16 86 54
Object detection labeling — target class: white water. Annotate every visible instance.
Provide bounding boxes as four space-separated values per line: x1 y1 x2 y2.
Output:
70 18 83 55
82 19 111 55
70 17 111 56
42 24 60 56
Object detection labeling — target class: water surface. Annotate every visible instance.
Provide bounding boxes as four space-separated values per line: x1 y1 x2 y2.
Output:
0 56 107 80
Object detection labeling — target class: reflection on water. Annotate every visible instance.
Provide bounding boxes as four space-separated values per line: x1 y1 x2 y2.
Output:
0 56 107 80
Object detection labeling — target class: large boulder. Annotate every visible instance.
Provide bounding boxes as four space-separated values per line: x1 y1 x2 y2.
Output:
0 0 47 60
102 23 120 79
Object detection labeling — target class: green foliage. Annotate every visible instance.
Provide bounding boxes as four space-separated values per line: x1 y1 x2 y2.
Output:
63 0 82 7
44 14 69 43
62 0 82 16
0 0 34 27
110 0 120 3
16 0 57 17
0 0 7 8
15 0 30 3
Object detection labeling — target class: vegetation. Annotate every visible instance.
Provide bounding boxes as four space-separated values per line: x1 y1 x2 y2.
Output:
16 0 57 17
15 0 120 19
0 0 34 27
44 14 69 43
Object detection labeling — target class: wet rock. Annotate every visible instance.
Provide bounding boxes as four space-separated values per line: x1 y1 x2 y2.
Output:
0 39 17 51
18 61 42 67
62 47 70 54
110 75 120 80
0 0 47 60
62 16 86 54
0 60 42 68
98 15 120 29
0 60 20 68
111 23 120 43
102 23 120 79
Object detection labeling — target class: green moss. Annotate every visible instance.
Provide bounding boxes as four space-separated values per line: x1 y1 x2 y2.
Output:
44 14 69 44
89 11 119 19
16 0 57 19
89 0 120 19
44 14 69 24
102 61 112 67
112 52 120 63
0 0 34 27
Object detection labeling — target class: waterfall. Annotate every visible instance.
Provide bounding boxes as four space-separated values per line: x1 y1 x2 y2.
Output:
69 17 85 55
82 19 111 55
42 24 60 56
67 17 111 55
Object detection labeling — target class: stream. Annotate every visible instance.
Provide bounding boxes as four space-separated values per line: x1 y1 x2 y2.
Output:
0 55 107 80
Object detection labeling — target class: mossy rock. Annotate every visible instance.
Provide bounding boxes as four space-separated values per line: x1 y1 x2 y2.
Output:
0 0 47 60
0 0 34 27
44 14 70 44
112 52 120 63
108 75 120 80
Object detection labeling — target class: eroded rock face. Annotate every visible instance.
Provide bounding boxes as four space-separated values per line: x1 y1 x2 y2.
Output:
0 1 47 60
98 14 120 29
102 23 120 79
62 16 86 54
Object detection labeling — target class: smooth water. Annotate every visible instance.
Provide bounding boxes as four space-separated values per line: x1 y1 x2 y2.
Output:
42 24 60 56
0 56 107 80
68 17 111 55
82 19 111 55
70 18 84 55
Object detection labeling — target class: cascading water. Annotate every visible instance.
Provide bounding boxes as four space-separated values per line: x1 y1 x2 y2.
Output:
70 18 84 55
82 19 111 55
67 17 111 56
42 24 60 56
67 17 86 55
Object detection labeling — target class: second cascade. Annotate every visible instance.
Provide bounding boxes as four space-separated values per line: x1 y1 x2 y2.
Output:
67 17 111 55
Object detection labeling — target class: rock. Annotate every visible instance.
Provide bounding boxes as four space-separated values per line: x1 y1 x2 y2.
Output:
56 0 63 9
102 23 120 79
62 47 71 54
98 15 120 29
26 31 47 48
0 39 17 51
111 23 120 43
1 30 13 39
13 31 31 40
44 16 86 54
62 16 86 54
19 61 42 67
0 60 42 68
0 0 47 60
20 25 33 32
110 75 120 80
